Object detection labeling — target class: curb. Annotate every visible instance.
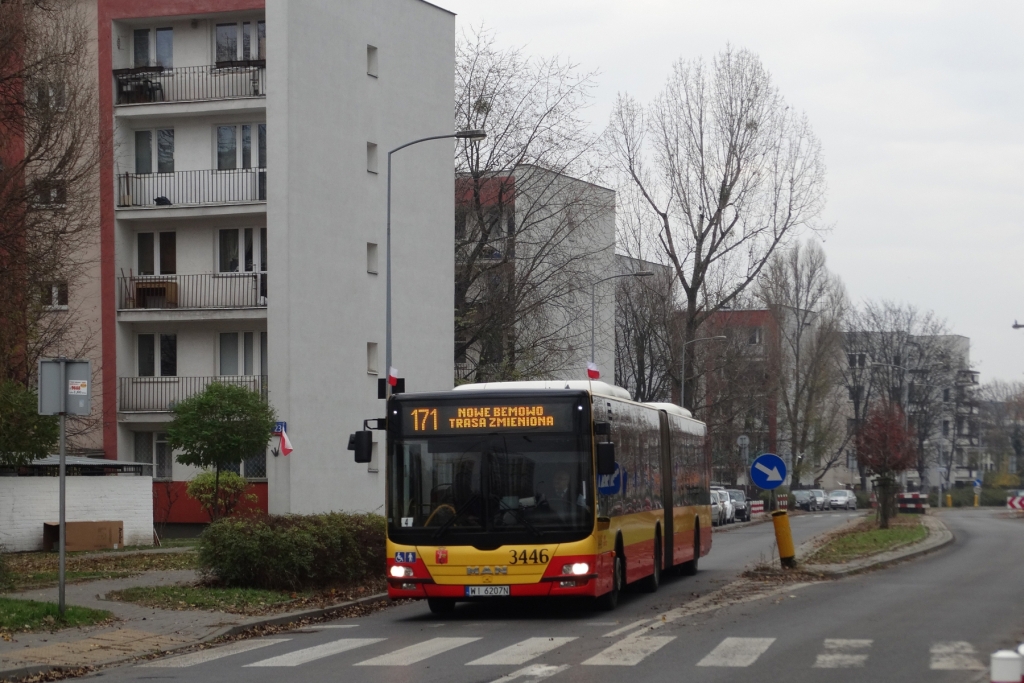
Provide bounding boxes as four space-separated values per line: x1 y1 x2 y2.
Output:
0 592 389 682
800 514 953 577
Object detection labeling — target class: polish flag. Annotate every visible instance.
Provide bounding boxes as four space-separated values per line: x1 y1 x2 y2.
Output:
279 429 293 456
388 366 399 387
587 362 600 380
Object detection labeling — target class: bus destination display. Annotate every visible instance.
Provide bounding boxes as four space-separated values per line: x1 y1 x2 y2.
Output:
402 402 575 434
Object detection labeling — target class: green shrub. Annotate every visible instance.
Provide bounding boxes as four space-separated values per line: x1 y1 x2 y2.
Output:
198 513 386 591
186 470 257 521
854 491 872 509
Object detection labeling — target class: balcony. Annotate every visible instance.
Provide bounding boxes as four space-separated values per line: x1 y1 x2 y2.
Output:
118 375 267 413
113 62 266 106
117 273 266 311
118 169 266 208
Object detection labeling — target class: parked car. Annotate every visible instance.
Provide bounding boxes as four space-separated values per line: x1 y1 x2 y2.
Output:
811 489 828 510
792 490 815 511
710 490 723 526
712 486 735 524
829 489 857 510
727 489 749 521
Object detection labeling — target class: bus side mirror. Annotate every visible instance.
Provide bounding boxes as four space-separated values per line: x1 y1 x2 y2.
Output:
596 442 616 476
348 431 373 463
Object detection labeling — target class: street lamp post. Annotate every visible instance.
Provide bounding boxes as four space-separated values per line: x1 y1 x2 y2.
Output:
679 336 726 411
385 129 485 400
589 271 653 377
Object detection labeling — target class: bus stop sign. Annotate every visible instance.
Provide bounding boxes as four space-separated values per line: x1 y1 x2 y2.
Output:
750 453 787 490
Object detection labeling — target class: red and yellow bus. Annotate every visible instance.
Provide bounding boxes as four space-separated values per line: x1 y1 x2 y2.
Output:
352 380 710 613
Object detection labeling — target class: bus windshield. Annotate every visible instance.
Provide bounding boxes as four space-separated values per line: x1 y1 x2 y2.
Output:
389 433 592 545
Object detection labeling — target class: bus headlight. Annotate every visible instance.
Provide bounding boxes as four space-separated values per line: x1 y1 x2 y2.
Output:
390 565 414 578
562 562 590 576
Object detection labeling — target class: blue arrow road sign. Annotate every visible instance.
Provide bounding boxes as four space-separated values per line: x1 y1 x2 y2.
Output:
750 453 787 490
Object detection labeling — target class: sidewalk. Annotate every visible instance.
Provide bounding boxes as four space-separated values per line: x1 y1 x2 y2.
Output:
0 570 385 680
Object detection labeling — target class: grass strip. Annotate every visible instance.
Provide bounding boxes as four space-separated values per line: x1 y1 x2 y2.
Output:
107 585 297 615
807 515 927 564
2 551 197 591
0 597 111 633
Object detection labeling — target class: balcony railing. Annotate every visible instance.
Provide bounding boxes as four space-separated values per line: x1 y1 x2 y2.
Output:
113 62 266 105
117 273 267 310
119 375 267 412
118 168 266 207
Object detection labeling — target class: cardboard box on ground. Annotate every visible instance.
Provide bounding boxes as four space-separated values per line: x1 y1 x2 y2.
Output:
43 521 124 551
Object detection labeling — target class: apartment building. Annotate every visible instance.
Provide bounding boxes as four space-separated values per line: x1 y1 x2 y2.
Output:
99 0 455 522
453 166 616 385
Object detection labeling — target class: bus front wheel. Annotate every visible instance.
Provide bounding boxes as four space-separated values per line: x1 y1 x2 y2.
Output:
427 598 455 615
595 549 624 611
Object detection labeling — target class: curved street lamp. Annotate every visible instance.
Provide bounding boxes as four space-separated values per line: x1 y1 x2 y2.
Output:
385 129 486 399
590 271 653 378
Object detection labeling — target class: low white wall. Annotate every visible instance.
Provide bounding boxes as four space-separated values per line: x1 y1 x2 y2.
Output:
0 476 154 552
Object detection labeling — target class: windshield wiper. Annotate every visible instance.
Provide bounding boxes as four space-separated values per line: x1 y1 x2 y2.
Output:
498 499 544 538
432 494 481 540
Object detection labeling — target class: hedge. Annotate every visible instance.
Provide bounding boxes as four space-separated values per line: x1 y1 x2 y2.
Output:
198 513 386 591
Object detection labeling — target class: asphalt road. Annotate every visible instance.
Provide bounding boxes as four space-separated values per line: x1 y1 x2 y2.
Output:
93 509 1024 683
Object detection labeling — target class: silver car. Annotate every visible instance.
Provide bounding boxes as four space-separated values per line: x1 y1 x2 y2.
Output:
829 489 857 510
710 490 725 526
811 489 828 510
712 486 735 524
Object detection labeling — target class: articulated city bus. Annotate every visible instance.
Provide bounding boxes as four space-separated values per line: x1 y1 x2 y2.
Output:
350 380 710 613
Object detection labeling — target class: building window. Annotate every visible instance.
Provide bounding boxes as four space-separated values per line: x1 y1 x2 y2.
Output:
137 231 176 275
367 142 378 174
848 353 866 369
367 45 378 77
748 327 762 345
216 123 266 170
367 243 378 274
847 386 862 402
943 388 951 402
135 432 172 479
216 20 265 63
133 27 172 68
367 342 378 375
32 180 67 207
134 129 174 174
40 282 68 309
138 333 177 377
218 227 266 273
220 331 263 376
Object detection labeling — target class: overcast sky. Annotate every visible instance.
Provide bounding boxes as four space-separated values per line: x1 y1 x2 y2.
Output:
438 0 1024 383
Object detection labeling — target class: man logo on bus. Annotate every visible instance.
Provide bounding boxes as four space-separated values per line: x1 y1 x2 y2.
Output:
436 548 448 565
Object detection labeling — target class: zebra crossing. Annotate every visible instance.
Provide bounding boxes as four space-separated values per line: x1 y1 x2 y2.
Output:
139 629 994 675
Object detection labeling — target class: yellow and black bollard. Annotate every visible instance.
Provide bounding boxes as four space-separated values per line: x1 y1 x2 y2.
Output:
771 510 796 568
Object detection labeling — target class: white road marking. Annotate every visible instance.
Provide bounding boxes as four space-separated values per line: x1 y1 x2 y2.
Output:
245 638 385 667
489 664 570 682
697 637 776 667
355 637 481 666
813 638 872 668
930 641 986 670
602 619 654 638
139 638 291 668
585 622 619 626
582 635 676 666
468 638 577 666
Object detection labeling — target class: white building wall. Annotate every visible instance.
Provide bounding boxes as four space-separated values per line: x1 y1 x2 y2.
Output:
0 478 154 552
267 0 455 514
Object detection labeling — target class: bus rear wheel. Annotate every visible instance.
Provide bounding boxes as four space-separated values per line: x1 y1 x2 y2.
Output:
595 551 624 611
427 598 455 615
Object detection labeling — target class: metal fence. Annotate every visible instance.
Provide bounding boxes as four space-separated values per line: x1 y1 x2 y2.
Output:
118 168 267 208
119 375 267 412
113 62 266 105
117 273 267 310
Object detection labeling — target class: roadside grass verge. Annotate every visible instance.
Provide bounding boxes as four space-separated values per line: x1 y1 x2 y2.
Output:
2 550 198 592
0 597 111 633
107 578 388 616
806 514 927 564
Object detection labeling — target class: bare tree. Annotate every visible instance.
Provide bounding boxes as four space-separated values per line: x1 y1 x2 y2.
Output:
454 28 613 382
614 255 677 402
977 381 1024 477
607 45 826 411
0 0 99 384
757 240 848 487
842 301 958 493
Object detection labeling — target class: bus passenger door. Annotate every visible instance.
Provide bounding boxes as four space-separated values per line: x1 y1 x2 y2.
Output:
658 411 673 569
